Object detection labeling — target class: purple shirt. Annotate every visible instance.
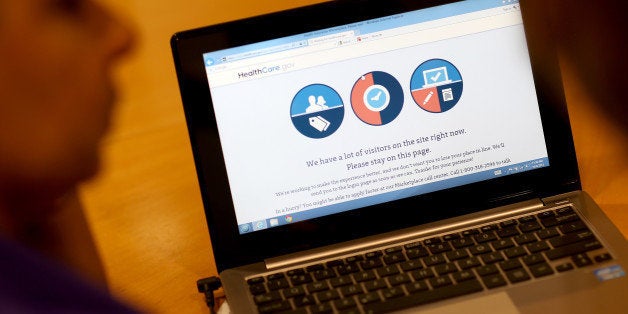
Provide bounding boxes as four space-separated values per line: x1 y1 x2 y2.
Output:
0 236 138 313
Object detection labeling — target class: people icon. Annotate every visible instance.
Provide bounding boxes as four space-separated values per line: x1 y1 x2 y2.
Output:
291 84 344 139
305 95 329 113
317 95 327 108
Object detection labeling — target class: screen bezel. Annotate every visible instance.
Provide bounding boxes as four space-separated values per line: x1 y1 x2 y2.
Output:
171 0 580 272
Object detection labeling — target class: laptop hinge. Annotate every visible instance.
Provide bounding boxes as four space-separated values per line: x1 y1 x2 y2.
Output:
540 191 580 206
264 198 545 270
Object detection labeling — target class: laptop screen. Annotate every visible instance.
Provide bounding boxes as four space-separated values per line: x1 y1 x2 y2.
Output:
201 0 547 235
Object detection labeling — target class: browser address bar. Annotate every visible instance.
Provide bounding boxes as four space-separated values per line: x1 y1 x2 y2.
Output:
222 30 356 63
207 8 522 87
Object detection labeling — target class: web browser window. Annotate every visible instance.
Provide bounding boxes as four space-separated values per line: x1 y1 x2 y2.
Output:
203 0 545 234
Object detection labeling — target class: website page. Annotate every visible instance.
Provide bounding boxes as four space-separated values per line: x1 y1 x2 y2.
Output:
203 0 546 234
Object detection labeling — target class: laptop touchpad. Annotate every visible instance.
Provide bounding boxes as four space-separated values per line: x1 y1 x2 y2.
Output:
396 292 519 314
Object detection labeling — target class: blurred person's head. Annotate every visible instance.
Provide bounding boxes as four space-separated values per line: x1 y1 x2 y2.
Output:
0 0 133 212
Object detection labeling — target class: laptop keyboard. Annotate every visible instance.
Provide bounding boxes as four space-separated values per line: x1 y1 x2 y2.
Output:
247 206 612 314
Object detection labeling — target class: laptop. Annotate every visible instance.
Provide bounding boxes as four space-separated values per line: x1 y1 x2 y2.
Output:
170 0 628 313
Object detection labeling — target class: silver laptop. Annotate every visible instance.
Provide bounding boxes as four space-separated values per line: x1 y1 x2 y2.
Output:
171 0 628 313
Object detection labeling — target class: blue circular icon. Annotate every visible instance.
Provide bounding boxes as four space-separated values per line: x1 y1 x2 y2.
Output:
351 71 404 126
364 85 390 112
239 224 251 233
410 58 463 113
290 84 344 139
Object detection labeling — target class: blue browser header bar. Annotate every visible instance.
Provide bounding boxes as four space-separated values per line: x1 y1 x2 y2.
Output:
203 0 519 67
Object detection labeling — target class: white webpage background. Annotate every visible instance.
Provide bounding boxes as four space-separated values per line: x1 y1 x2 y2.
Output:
209 24 546 224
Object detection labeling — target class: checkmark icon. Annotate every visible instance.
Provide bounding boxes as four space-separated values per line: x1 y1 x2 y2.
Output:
430 71 442 82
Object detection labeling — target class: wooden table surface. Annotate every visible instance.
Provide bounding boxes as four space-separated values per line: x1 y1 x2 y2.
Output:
77 1 627 313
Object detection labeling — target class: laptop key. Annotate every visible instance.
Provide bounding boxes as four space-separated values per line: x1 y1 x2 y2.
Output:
506 268 531 283
474 231 497 243
453 270 476 282
384 246 403 254
529 262 554 277
382 286 405 300
388 273 412 286
427 242 452 254
555 207 575 216
249 283 267 295
365 251 383 259
423 253 446 266
312 269 336 281
376 265 400 277
483 274 507 289
330 275 353 288
549 231 595 248
309 303 333 314
423 237 442 245
537 227 560 239
337 263 360 275
458 257 481 269
462 228 480 236
480 252 504 264
247 276 265 285
446 249 470 261
594 253 612 263
476 264 499 277
499 259 523 271
334 297 357 311
504 246 527 259
267 278 289 291
406 246 429 259
496 227 520 238
522 253 546 266
289 273 313 285
429 275 453 288
556 263 574 272
499 219 518 228
364 279 388 291
541 213 579 228
572 253 593 267
283 286 306 298
469 243 492 255
306 264 325 272
514 233 537 245
316 290 340 302
352 270 376 283
526 241 550 253
363 279 483 314
443 233 461 241
293 294 316 307
358 292 382 305
383 252 406 265
254 291 282 305
287 268 305 276
307 281 330 293
519 221 542 233
545 240 602 260
361 258 383 270
399 259 423 271
492 238 515 250
537 211 555 220
559 221 588 234
404 280 429 293
411 268 435 280
339 285 363 297
345 255 364 264
258 300 292 314
267 273 286 280
451 236 474 248
434 263 458 275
